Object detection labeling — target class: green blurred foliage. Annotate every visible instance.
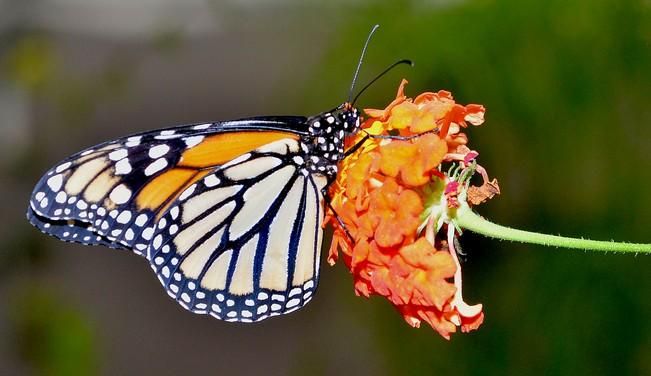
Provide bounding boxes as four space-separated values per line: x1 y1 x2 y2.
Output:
2 35 57 91
10 288 98 376
2 34 133 127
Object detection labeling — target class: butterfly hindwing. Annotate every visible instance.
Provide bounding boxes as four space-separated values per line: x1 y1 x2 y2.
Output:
148 138 326 322
28 119 306 256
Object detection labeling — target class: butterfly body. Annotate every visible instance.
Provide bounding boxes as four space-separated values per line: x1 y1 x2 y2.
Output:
28 104 360 322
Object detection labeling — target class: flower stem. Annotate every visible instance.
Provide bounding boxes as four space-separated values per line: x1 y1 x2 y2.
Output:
455 206 651 254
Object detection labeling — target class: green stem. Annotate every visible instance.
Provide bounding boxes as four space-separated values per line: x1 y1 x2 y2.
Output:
455 205 651 254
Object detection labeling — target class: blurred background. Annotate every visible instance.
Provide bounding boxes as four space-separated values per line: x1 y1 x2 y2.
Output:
1 0 650 375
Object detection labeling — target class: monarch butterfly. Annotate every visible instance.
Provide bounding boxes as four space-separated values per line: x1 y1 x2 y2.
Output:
27 26 408 322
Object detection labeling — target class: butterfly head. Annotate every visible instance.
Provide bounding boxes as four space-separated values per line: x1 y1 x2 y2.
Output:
339 102 361 134
323 102 360 136
307 103 360 138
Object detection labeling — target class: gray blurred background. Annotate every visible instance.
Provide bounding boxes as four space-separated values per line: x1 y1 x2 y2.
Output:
1 0 650 375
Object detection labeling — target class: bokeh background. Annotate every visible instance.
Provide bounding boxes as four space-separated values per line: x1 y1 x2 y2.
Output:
1 0 650 375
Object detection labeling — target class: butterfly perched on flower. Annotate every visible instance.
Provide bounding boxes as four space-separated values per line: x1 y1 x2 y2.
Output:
27 25 406 323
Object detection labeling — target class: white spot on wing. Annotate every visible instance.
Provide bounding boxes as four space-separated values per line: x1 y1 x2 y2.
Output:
144 158 168 176
286 298 300 308
47 174 63 192
148 144 170 159
153 234 163 249
170 206 179 219
125 136 141 147
109 184 132 204
178 184 196 201
135 214 148 227
55 191 67 203
184 136 204 147
143 234 156 252
116 210 132 224
55 162 71 173
114 158 132 175
204 175 220 188
108 149 128 161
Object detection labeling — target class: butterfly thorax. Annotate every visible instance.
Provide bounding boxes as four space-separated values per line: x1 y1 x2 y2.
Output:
300 103 360 178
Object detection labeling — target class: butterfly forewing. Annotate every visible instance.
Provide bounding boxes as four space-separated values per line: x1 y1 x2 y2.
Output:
147 138 326 322
27 120 305 255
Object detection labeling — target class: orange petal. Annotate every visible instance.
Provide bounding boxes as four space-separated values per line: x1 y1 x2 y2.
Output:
379 141 416 178
408 110 436 133
417 134 448 170
375 216 404 248
388 102 418 130
351 238 371 269
400 161 430 187
397 189 423 217
464 104 485 126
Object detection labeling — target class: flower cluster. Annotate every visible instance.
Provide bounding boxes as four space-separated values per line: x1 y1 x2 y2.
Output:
326 80 494 339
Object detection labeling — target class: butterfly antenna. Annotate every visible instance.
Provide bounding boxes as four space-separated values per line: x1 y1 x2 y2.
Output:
348 24 380 103
351 59 413 106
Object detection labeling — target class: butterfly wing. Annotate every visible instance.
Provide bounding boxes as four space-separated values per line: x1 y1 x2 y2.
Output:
27 117 308 256
147 138 326 322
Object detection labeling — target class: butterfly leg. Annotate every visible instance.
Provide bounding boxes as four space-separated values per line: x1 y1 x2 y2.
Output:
365 129 438 141
344 129 438 158
321 185 354 243
344 133 370 157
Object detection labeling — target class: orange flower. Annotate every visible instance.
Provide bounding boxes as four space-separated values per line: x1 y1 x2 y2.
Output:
326 80 490 339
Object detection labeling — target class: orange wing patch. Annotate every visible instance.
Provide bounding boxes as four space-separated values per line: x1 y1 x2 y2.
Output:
137 131 298 215
137 168 211 214
179 131 299 168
